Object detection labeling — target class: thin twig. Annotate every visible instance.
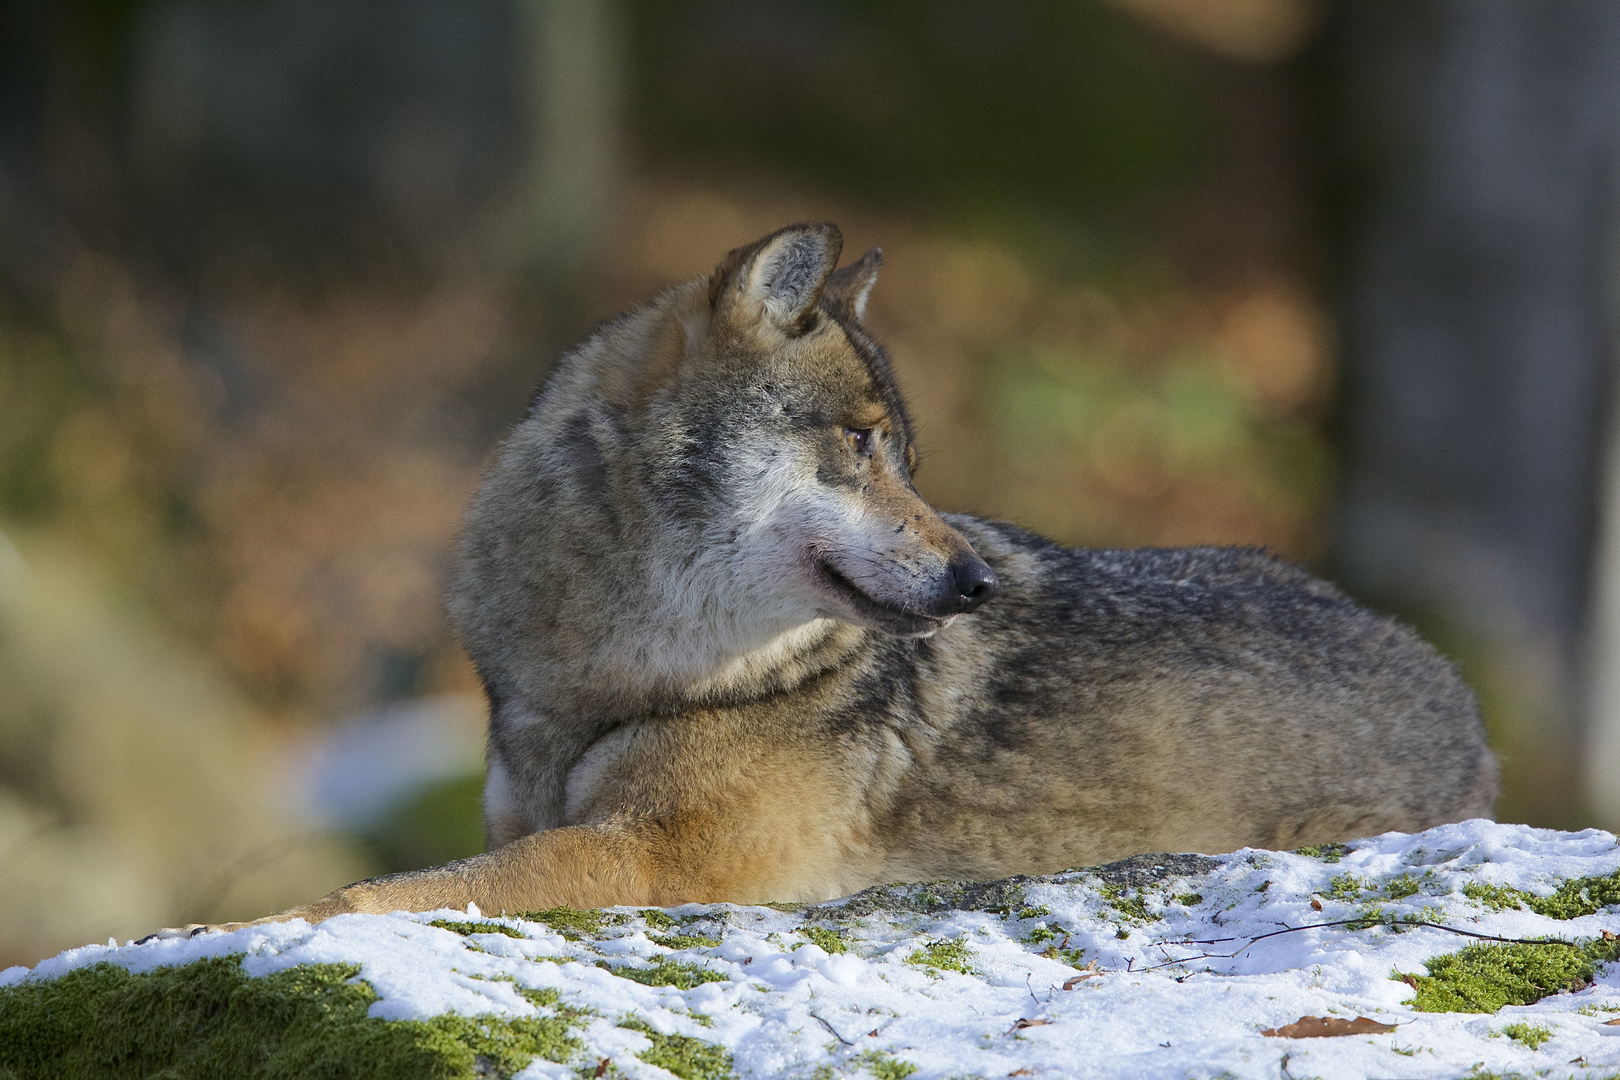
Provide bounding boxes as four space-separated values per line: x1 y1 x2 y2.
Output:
809 1010 853 1046
1127 917 1597 975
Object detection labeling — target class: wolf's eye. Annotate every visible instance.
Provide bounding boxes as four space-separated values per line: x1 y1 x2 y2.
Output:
844 428 874 456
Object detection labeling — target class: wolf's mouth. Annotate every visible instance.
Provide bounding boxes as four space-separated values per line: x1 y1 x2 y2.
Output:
811 558 950 636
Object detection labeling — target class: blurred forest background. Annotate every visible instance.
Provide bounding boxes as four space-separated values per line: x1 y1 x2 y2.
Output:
3 0 1619 966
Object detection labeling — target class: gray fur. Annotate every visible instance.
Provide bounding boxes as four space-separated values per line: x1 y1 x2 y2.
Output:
445 223 1497 896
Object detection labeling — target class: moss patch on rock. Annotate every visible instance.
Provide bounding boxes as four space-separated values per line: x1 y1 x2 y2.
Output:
0 955 584 1079
798 926 849 954
619 1018 734 1080
596 957 728 989
1525 871 1620 920
1458 871 1620 920
429 919 526 939
905 937 975 976
510 906 627 941
1396 938 1620 1013
1294 843 1347 863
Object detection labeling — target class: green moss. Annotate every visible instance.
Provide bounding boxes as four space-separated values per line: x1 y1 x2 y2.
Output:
430 919 526 939
906 938 976 976
1383 874 1421 900
1524 870 1620 920
1495 1022 1553 1050
1014 905 1050 920
1295 843 1347 863
1038 943 1086 966
1021 925 1059 946
1100 884 1155 923
1346 904 1387 930
1395 938 1620 1013
651 932 722 951
0 955 584 1079
596 958 728 989
513 906 627 941
856 1049 918 1080
799 926 849 954
1461 882 1529 912
618 1019 734 1080
1456 872 1620 920
1173 893 1203 906
1322 874 1366 902
639 909 680 930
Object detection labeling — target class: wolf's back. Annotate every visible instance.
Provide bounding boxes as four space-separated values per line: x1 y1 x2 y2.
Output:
895 517 1497 865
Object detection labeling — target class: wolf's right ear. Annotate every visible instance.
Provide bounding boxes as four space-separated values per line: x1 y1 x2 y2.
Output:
822 247 882 322
709 223 843 335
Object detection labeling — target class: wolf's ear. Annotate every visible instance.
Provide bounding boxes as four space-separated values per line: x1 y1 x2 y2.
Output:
822 247 882 321
709 223 843 334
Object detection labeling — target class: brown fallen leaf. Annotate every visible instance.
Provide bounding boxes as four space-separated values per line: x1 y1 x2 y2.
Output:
1062 961 1102 989
1007 1070 1033 1077
593 1058 611 1078
1007 1017 1052 1034
1603 1017 1620 1027
1396 974 1420 990
1262 1015 1398 1038
1310 898 1323 911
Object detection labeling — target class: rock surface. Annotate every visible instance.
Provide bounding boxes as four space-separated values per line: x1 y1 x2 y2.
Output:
6 821 1620 1079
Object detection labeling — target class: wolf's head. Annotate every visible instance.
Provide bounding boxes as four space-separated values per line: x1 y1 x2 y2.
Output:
451 224 997 706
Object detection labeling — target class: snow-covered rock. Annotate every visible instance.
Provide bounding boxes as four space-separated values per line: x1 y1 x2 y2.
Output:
7 820 1620 1079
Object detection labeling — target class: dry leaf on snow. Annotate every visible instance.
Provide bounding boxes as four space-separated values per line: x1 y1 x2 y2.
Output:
1261 1015 1397 1038
1007 1017 1052 1034
1062 961 1103 989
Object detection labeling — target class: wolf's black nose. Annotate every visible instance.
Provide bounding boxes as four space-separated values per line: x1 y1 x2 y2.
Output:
948 556 1000 613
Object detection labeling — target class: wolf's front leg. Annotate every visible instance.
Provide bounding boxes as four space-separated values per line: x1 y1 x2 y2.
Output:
147 821 700 939
283 822 677 920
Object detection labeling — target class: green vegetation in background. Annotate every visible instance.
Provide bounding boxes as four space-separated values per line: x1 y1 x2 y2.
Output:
358 771 488 873
989 347 1334 514
0 955 584 1079
0 324 93 521
1396 937 1620 1013
631 0 1206 277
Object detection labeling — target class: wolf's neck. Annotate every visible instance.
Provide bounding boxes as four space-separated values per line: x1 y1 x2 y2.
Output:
566 579 860 714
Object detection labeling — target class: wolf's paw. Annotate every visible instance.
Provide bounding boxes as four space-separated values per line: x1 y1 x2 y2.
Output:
134 920 256 944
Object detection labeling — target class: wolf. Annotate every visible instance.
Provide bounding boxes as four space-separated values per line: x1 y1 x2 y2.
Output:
228 223 1498 924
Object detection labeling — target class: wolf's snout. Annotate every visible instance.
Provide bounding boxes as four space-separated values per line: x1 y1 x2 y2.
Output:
946 555 999 613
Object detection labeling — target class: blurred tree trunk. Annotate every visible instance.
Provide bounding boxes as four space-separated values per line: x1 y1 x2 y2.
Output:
1330 1 1620 827
513 0 625 280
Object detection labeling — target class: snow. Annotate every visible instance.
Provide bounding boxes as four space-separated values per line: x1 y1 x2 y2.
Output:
9 819 1620 1078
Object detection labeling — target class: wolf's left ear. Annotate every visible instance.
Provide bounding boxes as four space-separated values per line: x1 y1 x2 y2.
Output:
822 247 882 322
710 223 843 334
